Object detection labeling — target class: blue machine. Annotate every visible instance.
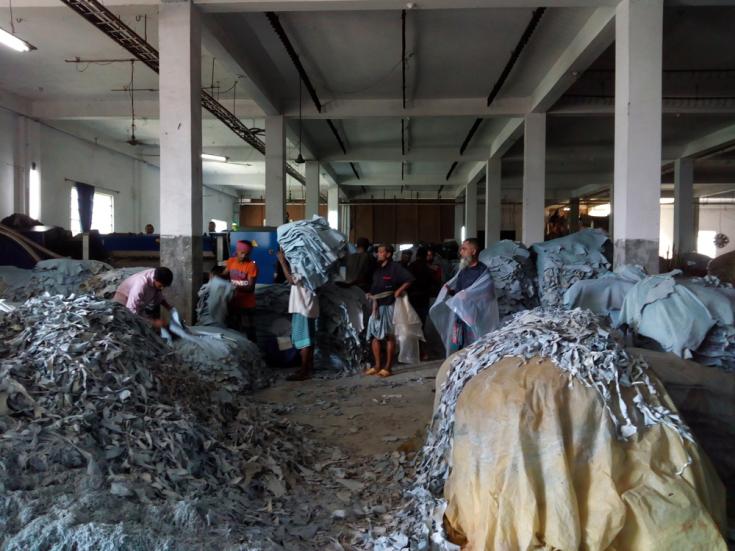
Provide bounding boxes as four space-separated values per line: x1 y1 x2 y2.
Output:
229 228 279 284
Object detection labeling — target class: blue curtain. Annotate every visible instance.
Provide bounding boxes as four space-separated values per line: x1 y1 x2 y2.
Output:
75 182 95 233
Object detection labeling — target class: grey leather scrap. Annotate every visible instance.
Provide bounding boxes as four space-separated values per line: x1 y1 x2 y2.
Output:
478 240 538 318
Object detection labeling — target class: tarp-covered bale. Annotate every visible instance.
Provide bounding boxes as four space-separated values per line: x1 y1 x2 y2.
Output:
532 229 611 308
377 308 726 550
633 347 735 525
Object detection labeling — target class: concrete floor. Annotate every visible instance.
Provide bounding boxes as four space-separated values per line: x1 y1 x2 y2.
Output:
255 360 442 458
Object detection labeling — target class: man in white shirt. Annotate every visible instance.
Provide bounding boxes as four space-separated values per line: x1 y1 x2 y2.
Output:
277 249 319 381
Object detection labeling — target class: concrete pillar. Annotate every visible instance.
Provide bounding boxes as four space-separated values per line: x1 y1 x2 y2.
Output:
12 117 40 216
485 158 502 248
327 184 339 229
613 0 663 273
265 115 286 226
522 113 546 245
569 197 580 233
464 179 478 239
159 0 203 323
305 161 320 219
454 202 464 243
674 158 694 255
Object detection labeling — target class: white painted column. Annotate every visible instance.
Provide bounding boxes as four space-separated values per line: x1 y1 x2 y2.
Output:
522 113 546 245
674 158 694 254
265 115 286 226
327 184 339 229
485 158 501 248
159 0 203 323
454 202 464 243
305 160 320 219
613 0 663 273
464 179 478 239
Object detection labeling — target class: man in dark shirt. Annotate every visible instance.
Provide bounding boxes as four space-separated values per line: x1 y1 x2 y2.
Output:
408 246 436 326
446 238 491 352
365 244 414 377
346 237 376 292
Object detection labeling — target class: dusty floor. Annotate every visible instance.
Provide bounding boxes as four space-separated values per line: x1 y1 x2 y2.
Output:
250 360 443 549
256 361 441 457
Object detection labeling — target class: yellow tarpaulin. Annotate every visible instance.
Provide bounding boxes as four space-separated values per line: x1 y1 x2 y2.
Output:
436 356 727 550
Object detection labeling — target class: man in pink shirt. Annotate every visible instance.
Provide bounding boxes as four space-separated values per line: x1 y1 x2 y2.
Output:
113 267 173 328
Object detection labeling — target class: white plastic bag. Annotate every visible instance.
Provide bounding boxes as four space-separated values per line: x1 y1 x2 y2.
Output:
393 295 425 364
430 269 500 356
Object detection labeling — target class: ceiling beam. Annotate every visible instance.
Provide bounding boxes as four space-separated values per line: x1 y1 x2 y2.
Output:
681 122 735 159
552 96 735 116
283 96 530 119
340 175 463 187
201 14 281 116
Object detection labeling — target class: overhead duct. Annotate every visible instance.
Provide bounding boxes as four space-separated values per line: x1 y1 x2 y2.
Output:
445 8 546 181
60 0 306 185
266 11 358 180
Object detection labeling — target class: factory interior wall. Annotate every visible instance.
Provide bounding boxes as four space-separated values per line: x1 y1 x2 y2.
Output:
660 203 735 259
0 120 237 235
239 202 328 228
0 109 15 219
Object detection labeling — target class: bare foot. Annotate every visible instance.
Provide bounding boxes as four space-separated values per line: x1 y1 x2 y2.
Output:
377 369 392 378
287 369 312 381
364 367 379 376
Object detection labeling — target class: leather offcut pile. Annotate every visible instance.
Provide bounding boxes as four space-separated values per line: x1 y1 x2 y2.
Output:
618 271 735 372
277 216 348 292
478 240 537 318
532 229 611 308
0 259 112 302
0 294 318 550
315 283 368 374
80 266 147 299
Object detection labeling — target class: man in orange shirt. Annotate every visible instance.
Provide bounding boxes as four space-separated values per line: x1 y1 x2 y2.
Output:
222 240 259 342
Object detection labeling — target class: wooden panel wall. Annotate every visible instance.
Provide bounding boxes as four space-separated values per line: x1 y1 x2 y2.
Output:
239 202 329 227
349 201 456 245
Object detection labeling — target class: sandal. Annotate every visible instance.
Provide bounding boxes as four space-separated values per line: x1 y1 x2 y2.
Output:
377 369 392 378
364 367 379 376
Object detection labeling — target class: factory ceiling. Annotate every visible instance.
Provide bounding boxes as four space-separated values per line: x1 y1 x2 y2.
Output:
1 1 734 201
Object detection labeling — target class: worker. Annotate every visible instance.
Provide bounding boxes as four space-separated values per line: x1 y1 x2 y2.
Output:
346 237 376 292
113 267 173 329
426 247 444 289
399 249 412 269
144 223 155 235
365 244 414 377
445 237 492 352
277 248 319 381
409 246 438 361
222 240 258 342
208 220 216 233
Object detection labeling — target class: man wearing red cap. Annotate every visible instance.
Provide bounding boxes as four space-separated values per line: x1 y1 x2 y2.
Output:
222 240 259 341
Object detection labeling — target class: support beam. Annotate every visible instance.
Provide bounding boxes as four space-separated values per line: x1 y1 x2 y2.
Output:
569 196 580 232
465 178 478 239
674 158 695 254
485 159 502 247
158 0 203 323
265 116 287 226
327 184 339 229
612 0 663 273
522 113 546 245
305 160 320 219
454 202 464 243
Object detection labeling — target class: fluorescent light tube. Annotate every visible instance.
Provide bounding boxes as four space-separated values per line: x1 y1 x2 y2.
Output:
0 27 36 52
201 153 228 162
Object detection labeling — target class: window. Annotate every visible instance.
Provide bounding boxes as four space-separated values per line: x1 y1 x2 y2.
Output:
398 244 414 251
70 187 115 235
211 218 228 232
29 164 40 220
697 230 717 259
